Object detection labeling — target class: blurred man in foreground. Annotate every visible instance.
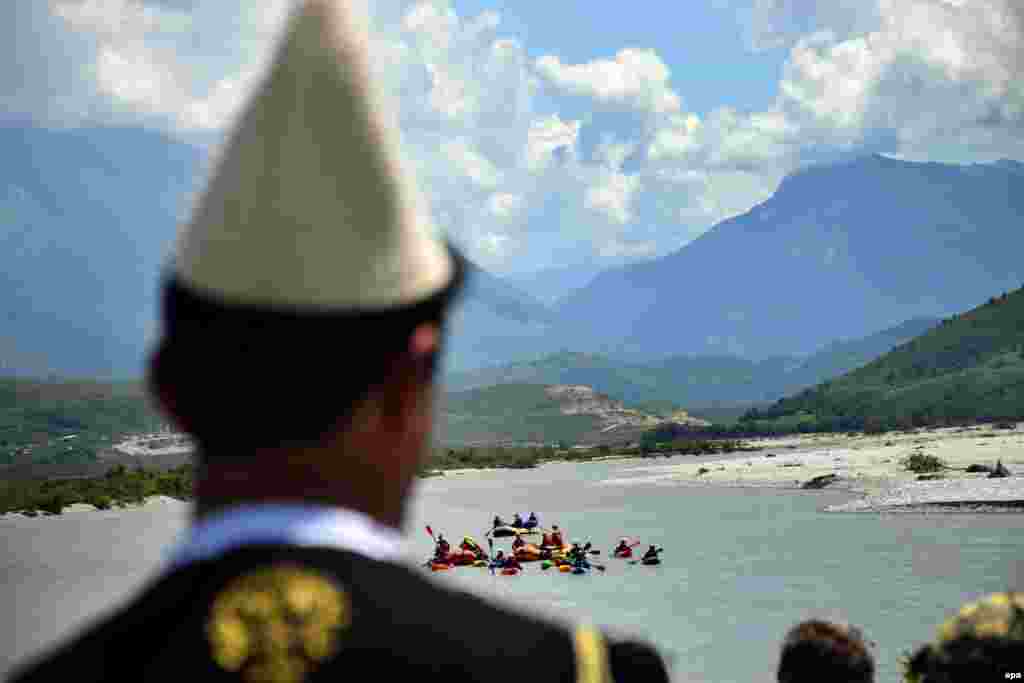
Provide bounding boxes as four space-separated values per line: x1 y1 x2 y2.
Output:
8 2 670 682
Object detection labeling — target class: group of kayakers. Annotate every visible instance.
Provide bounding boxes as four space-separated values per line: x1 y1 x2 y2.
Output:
430 521 664 572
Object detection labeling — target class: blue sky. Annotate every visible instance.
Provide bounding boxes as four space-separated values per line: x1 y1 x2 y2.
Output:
450 0 789 116
2 1 1023 275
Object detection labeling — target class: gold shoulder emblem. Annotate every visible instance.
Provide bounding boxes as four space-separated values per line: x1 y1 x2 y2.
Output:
206 564 351 683
574 625 612 683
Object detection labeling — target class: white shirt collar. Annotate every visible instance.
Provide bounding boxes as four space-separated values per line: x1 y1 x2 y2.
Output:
165 503 405 571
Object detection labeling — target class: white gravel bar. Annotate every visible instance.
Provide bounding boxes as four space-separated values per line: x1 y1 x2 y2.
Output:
826 476 1024 512
597 422 1024 512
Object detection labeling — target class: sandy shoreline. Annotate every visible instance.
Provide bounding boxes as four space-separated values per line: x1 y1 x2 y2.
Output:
599 423 1024 512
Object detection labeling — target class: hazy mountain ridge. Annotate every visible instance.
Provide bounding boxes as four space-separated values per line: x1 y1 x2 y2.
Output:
556 154 1024 359
443 317 940 412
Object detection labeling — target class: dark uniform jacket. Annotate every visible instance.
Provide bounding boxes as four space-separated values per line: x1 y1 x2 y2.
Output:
8 545 670 683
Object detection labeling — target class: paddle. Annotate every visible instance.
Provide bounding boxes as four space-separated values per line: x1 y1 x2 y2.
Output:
488 537 496 576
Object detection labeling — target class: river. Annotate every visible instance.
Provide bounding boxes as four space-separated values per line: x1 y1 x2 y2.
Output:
3 456 1022 682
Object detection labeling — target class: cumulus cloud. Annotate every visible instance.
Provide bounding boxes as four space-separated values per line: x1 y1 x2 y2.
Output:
772 0 1024 161
487 192 524 219
535 49 682 115
4 0 1023 273
584 170 641 224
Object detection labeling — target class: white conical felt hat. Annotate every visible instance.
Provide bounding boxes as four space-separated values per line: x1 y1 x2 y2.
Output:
174 0 453 311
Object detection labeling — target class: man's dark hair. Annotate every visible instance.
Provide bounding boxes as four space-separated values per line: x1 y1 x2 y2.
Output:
777 620 875 683
149 245 466 456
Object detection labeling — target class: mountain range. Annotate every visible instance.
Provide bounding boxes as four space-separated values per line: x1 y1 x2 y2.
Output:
3 125 1024 381
555 155 1024 360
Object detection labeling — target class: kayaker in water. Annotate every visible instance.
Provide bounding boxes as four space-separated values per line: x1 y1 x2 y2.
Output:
513 512 525 527
568 541 590 570
492 550 506 567
436 534 451 558
492 515 504 528
642 545 661 561
433 544 449 563
512 534 526 551
461 536 486 560
526 512 539 529
614 539 631 557
549 525 565 547
567 541 584 562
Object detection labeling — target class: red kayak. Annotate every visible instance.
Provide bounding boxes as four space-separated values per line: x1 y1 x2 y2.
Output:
500 567 520 576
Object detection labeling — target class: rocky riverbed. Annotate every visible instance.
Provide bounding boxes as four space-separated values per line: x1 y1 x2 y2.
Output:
597 422 1024 512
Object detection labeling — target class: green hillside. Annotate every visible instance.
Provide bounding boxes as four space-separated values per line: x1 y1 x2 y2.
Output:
750 287 1024 430
0 378 164 464
438 383 604 445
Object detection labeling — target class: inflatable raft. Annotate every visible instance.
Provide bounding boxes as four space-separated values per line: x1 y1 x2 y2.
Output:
490 525 539 538
447 549 481 566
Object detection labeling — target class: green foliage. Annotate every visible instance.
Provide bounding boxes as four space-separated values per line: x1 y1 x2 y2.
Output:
0 377 164 464
421 446 546 472
902 453 946 473
439 384 603 445
751 286 1024 432
0 464 193 515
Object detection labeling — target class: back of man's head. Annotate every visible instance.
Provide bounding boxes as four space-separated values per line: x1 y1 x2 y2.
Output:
903 592 1024 683
777 619 875 683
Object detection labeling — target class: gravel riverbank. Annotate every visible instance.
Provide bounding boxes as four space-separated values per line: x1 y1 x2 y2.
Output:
597 422 1024 512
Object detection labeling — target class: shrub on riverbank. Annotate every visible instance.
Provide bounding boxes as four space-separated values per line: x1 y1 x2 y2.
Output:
902 453 945 473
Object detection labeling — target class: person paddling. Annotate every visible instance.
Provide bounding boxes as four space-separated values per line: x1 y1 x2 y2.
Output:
549 524 565 547
436 533 451 559
642 545 661 561
526 512 539 529
461 536 486 560
614 539 632 557
569 541 590 570
513 512 525 528
512 534 526 552
493 515 504 529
